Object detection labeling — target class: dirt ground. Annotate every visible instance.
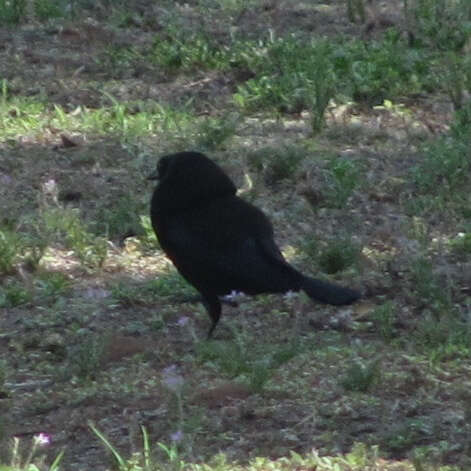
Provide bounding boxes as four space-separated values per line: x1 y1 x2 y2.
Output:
1 1 470 470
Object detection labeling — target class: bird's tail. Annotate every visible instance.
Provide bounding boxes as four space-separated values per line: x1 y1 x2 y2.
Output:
301 275 360 305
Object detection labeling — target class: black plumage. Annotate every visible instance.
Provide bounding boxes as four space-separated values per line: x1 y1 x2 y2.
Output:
149 151 360 338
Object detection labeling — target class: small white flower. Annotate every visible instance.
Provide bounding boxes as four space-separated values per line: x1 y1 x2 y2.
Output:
177 316 190 327
161 365 184 392
42 179 57 194
35 433 51 446
283 290 297 300
171 430 183 442
224 290 246 301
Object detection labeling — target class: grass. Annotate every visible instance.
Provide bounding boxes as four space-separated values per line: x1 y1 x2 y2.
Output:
1 0 471 470
196 336 303 393
196 114 239 150
449 231 471 256
40 207 108 268
88 425 421 471
0 280 32 308
0 87 197 144
246 144 306 186
313 237 361 274
0 228 21 274
331 164 362 208
371 301 397 342
7 434 64 471
412 137 470 195
411 0 471 51
340 358 381 393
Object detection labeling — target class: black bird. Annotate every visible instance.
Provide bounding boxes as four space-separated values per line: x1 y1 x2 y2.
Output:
148 151 360 338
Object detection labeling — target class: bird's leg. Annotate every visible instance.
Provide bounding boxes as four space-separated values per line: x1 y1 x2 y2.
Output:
201 295 222 339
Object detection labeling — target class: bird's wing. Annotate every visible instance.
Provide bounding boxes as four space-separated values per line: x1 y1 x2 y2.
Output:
157 198 296 295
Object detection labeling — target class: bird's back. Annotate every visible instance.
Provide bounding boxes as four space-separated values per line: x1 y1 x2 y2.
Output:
152 194 301 297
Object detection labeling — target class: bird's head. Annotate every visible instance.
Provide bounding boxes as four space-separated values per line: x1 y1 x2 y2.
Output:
148 151 237 211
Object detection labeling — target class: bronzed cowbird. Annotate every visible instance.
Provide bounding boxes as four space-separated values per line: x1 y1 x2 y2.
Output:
148 151 360 338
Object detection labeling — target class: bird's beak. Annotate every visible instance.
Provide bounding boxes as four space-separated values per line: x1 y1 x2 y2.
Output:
147 169 159 181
